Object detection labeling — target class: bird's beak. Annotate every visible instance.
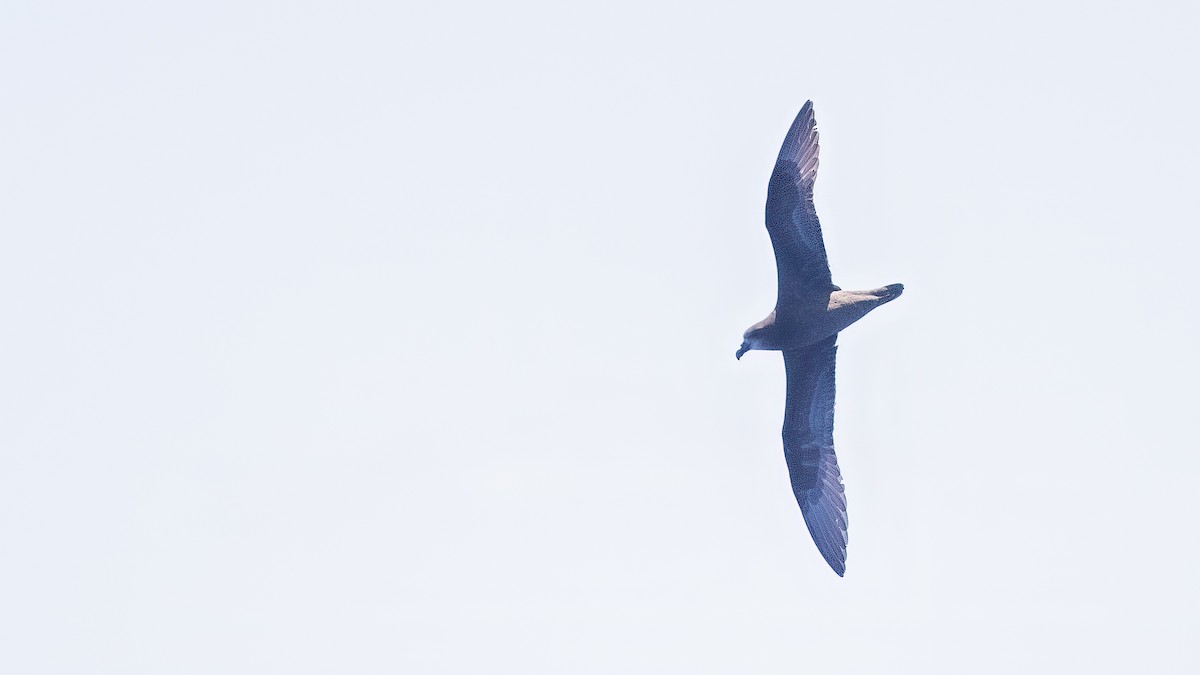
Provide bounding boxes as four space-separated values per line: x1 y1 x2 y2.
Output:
736 345 748 360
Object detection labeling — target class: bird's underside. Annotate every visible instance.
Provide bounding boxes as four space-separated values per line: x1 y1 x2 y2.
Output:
738 101 903 576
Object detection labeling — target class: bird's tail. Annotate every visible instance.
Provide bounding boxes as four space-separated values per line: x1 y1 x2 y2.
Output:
874 283 904 305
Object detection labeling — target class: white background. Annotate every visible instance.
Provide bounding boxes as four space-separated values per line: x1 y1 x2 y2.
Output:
3 1 1198 672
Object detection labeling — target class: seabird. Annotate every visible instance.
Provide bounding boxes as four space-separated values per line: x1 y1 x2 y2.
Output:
737 101 903 576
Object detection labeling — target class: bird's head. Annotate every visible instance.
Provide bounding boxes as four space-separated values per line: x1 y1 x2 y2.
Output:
736 327 763 360
736 340 751 360
737 313 775 360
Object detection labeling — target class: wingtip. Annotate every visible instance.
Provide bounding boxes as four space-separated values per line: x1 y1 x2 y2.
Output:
774 101 820 178
799 100 815 123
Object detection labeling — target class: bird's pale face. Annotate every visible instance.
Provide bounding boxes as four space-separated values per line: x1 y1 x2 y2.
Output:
736 340 751 360
738 312 775 360
736 326 763 360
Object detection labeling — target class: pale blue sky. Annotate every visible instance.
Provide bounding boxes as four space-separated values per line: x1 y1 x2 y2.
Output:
2 1 1198 673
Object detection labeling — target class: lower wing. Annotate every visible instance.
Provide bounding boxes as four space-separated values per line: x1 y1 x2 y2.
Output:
782 336 848 576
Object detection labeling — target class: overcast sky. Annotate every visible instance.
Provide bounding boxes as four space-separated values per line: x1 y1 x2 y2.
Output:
2 1 1198 673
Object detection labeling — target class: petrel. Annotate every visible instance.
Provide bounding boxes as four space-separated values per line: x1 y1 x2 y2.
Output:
737 101 903 576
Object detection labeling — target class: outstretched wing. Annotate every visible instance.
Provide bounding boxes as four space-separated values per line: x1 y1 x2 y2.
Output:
766 101 834 311
782 336 847 576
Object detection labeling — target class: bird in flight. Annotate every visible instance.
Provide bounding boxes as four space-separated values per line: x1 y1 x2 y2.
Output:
737 101 903 576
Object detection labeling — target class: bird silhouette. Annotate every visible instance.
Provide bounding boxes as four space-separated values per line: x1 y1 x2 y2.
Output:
737 101 903 576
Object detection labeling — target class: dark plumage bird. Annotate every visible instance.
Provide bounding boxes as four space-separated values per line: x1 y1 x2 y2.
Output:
737 101 903 576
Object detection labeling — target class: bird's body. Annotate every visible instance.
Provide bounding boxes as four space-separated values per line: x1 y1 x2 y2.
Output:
739 286 903 354
737 101 902 576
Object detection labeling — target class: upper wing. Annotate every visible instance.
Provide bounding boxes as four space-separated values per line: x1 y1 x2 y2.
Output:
782 336 847 576
766 101 834 310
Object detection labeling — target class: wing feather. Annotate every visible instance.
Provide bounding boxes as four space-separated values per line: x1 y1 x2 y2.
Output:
766 101 834 311
782 336 847 576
